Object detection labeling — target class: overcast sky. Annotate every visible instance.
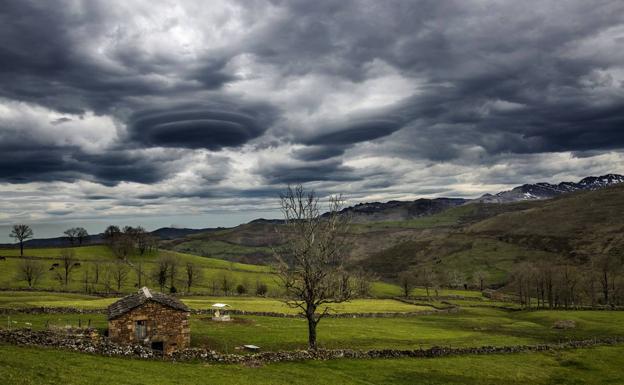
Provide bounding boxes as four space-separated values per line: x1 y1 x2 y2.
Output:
1 0 623 239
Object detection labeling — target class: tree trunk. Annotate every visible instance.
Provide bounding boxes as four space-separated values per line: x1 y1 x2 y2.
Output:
307 315 318 350
603 271 609 304
19 241 24 256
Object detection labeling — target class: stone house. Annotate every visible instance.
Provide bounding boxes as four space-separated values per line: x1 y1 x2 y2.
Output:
107 287 190 354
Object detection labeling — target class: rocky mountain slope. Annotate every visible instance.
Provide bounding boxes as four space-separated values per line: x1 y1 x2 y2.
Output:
331 198 467 223
474 174 624 203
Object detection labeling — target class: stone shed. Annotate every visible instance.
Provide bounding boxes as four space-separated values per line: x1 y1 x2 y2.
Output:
107 287 190 354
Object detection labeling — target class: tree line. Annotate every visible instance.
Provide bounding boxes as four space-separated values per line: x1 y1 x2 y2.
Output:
509 254 624 308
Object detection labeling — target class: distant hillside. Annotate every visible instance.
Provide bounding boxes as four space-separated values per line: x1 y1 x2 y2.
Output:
150 227 222 240
329 198 467 223
0 227 218 248
162 175 624 283
474 173 624 203
360 184 624 284
468 183 624 257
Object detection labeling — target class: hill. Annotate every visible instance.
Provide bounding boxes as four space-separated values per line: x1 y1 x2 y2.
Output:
360 184 624 284
162 183 624 290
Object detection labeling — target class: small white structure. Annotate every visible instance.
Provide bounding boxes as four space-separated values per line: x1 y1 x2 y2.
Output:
212 303 232 321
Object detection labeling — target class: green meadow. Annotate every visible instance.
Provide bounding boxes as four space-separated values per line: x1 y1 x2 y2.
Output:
2 343 624 385
5 305 624 352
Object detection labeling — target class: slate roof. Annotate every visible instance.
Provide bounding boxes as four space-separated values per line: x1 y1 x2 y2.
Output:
107 287 190 320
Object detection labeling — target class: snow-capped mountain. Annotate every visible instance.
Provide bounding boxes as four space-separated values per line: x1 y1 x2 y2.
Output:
475 174 624 203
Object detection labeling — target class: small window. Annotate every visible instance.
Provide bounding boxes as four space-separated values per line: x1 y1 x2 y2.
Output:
135 320 147 340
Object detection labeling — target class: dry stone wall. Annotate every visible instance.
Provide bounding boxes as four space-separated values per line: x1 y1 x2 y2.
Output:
1 328 623 364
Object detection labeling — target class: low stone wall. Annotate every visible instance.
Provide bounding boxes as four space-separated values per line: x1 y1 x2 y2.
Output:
193 308 457 318
0 306 455 318
1 328 623 364
0 307 105 315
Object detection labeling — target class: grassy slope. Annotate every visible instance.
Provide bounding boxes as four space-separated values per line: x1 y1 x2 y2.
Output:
0 244 412 297
468 184 624 256
0 245 281 295
2 344 624 384
360 185 624 283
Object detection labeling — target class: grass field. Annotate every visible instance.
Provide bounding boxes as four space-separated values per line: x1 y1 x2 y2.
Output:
0 292 435 314
5 306 624 352
1 343 623 385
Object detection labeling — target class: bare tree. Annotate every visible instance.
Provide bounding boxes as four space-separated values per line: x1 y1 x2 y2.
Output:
16 258 45 288
112 261 130 291
10 224 33 256
112 233 135 260
92 262 101 285
274 185 353 350
55 249 77 287
397 270 417 298
102 269 114 294
103 225 121 246
134 260 145 288
418 267 436 299
211 278 220 296
184 262 201 293
64 228 79 246
76 227 89 246
593 254 619 305
352 268 375 298
153 255 176 292
82 268 91 293
134 227 157 256
220 272 232 295
473 270 489 291
168 257 178 293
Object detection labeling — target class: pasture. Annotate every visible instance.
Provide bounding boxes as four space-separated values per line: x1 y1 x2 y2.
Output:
4 295 624 353
1 343 623 385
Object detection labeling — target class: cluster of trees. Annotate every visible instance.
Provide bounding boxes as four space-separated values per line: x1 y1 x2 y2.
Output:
396 267 490 298
510 255 624 308
63 227 89 246
103 225 158 259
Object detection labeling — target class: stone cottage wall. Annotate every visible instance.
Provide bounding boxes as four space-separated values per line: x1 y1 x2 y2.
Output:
108 302 190 354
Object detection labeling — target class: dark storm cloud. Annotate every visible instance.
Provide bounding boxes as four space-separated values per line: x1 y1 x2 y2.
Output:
303 119 403 146
72 151 175 186
0 142 182 185
0 0 623 209
0 0 233 114
256 0 624 161
259 160 358 184
128 102 278 150
292 145 346 161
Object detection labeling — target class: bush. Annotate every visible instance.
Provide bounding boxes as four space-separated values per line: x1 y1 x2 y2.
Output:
255 282 268 296
236 284 247 295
